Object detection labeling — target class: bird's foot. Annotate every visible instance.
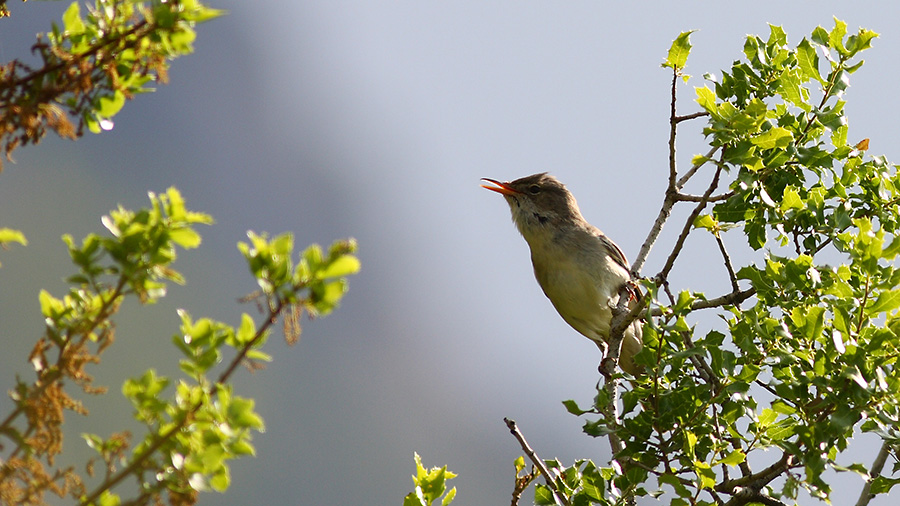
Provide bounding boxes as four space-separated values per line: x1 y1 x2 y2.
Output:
598 357 617 379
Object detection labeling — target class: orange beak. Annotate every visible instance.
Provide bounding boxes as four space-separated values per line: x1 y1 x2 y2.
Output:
481 178 521 196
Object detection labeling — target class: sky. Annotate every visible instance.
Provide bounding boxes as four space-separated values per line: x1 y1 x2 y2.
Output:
1 1 899 505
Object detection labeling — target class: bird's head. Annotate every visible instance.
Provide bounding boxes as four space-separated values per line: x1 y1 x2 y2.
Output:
481 173 585 239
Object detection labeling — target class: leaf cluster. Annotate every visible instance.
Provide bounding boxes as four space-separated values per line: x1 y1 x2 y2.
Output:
0 188 360 506
403 453 457 506
0 0 223 169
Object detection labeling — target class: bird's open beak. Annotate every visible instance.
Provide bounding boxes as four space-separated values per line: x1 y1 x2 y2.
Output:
481 178 520 196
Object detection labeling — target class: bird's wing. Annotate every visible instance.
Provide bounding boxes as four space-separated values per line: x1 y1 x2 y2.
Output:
597 232 630 273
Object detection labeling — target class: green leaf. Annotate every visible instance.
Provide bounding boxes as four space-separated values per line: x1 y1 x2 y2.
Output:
514 456 526 473
97 91 126 118
831 124 848 148
696 86 717 114
768 24 787 47
245 349 272 362
403 492 426 506
234 313 257 345
0 228 27 246
715 450 746 467
317 254 361 279
883 235 900 260
694 461 717 489
780 187 803 212
751 127 793 149
693 213 719 233
778 69 810 112
97 490 121 506
62 2 86 36
663 30 696 70
870 476 900 494
797 38 824 84
534 484 555 505
758 408 777 426
829 18 848 55
441 487 456 506
802 306 825 340
227 396 264 430
563 399 590 416
38 290 65 319
169 227 202 249
210 470 230 492
811 26 830 47
866 289 900 315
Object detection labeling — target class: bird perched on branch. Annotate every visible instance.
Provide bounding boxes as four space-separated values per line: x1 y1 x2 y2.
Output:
481 173 643 375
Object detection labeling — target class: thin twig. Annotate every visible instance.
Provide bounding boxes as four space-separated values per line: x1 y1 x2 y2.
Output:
630 69 681 275
510 465 538 506
715 233 740 292
676 145 721 190
854 441 892 506
648 287 755 317
503 418 571 506
668 70 679 190
676 191 734 203
674 111 710 123
657 162 724 282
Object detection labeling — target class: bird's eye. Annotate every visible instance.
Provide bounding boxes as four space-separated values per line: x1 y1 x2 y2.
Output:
528 185 541 195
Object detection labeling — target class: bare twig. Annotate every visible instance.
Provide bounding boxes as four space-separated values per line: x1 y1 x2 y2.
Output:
854 441 892 506
503 418 571 506
510 465 538 506
649 287 754 317
667 70 679 190
676 191 734 203
657 162 724 282
715 233 740 292
674 111 710 123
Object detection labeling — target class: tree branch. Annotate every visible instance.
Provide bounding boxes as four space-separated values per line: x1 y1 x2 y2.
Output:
79 297 287 506
510 465 538 506
854 441 892 506
503 418 571 506
716 453 794 496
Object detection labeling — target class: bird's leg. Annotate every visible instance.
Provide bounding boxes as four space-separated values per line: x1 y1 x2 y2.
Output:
593 340 615 379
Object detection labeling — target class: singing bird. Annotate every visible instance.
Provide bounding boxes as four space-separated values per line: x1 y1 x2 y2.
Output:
482 173 643 375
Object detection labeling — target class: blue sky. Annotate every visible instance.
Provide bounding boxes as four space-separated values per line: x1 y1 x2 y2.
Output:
1 2 899 505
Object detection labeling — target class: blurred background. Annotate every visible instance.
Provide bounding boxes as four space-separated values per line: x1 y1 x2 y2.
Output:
1 1 898 504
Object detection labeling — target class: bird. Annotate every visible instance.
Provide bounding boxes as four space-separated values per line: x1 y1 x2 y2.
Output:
481 173 643 375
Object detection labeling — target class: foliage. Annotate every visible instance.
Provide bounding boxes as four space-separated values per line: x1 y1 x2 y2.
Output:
0 0 223 169
565 19 898 506
0 188 360 505
451 19 900 506
403 453 457 506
